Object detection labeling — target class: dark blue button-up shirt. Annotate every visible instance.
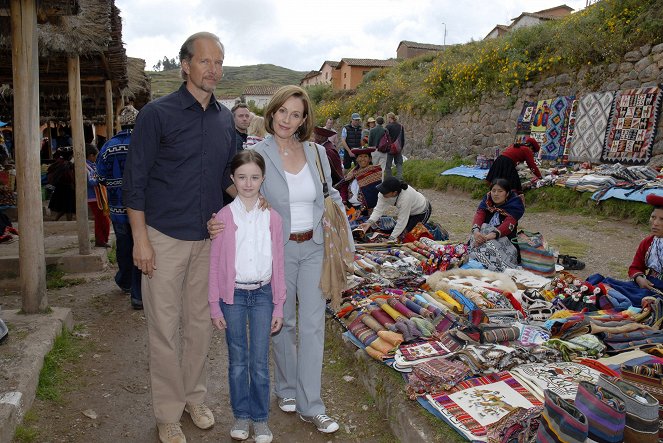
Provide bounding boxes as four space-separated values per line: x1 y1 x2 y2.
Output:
123 83 236 241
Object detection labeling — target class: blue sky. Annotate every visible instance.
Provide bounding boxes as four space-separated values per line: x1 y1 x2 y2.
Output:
116 0 589 72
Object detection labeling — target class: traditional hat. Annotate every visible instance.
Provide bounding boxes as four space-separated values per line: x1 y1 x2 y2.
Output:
351 112 361 120
119 105 139 127
646 194 663 207
351 147 375 156
314 126 335 138
376 176 404 194
523 136 541 152
367 117 376 123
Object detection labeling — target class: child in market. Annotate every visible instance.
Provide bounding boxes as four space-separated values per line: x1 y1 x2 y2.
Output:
208 150 285 443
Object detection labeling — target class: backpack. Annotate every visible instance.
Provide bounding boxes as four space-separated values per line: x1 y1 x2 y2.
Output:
377 130 391 153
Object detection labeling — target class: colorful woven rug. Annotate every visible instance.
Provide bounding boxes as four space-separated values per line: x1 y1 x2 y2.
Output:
541 96 575 160
602 86 663 164
428 371 542 438
510 361 600 400
565 92 616 162
562 98 577 160
529 99 553 157
514 101 536 143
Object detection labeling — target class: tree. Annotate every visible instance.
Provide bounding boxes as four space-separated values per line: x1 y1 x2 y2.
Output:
151 56 180 72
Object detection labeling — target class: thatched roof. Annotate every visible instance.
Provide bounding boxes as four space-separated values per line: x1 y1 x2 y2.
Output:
0 0 146 124
123 57 151 109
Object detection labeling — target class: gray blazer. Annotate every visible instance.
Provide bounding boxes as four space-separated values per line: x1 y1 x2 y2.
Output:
254 137 353 247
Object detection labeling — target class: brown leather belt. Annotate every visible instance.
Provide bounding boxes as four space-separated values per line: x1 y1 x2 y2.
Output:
289 230 313 242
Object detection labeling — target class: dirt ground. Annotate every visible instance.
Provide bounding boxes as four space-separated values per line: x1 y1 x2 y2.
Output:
0 188 647 443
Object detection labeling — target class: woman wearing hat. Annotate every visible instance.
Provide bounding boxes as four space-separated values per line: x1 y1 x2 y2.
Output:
362 117 376 147
587 193 663 307
486 136 542 194
334 147 382 216
313 126 343 185
358 177 431 242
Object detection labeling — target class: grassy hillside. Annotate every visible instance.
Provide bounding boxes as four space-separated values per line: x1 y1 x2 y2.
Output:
149 64 308 99
314 0 663 124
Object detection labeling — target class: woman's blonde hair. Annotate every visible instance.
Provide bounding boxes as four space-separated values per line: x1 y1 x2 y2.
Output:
386 112 397 122
247 116 266 138
263 85 314 141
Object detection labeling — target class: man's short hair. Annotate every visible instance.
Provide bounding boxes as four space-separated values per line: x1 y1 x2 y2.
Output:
179 32 224 81
231 103 249 115
376 116 384 125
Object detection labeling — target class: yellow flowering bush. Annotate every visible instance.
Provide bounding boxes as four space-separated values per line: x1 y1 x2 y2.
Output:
314 0 662 121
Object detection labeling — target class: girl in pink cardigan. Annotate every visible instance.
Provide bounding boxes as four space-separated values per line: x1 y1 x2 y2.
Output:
208 150 285 443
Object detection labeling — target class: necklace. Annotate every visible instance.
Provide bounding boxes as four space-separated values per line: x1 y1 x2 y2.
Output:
278 140 298 157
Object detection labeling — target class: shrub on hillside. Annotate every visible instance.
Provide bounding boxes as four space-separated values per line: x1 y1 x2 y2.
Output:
315 0 663 122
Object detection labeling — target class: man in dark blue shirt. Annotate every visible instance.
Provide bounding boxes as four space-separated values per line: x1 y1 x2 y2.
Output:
123 31 235 443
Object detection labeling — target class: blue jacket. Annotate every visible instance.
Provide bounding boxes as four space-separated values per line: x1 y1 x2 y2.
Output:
96 129 132 223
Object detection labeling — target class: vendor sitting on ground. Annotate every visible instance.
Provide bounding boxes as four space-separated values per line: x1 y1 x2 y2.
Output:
335 147 383 216
588 193 663 307
357 177 431 242
486 136 542 195
469 178 525 271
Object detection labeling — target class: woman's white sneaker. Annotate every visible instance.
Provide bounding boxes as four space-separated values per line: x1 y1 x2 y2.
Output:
299 414 339 433
278 397 296 413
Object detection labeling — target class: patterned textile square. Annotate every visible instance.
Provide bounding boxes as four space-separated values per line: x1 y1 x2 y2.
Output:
602 86 663 164
510 361 600 401
528 99 553 153
399 340 450 361
566 92 615 162
541 96 575 160
562 98 578 159
427 371 542 439
531 99 553 133
515 101 537 143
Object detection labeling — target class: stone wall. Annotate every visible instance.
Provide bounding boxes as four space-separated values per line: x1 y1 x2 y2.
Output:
401 42 663 166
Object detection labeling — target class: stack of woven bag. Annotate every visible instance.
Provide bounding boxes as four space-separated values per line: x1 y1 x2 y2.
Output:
537 374 659 442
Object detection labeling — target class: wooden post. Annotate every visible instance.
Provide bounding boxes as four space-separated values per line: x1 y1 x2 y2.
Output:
10 0 47 313
68 55 90 255
114 95 124 133
105 79 114 139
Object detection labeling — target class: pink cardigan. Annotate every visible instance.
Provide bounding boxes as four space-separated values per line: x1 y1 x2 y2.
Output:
208 206 286 319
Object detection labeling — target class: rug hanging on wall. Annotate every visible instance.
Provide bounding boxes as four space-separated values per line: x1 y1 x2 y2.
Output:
565 91 615 162
540 96 575 160
562 98 578 160
601 86 662 164
514 101 537 143
529 99 553 157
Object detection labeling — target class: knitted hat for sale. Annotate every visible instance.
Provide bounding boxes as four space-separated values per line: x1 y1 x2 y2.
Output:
118 105 139 127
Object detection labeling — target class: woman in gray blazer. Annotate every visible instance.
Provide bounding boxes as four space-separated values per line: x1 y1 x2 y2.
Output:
252 86 349 434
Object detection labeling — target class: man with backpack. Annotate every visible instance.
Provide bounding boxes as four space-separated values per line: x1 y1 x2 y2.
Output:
368 116 387 176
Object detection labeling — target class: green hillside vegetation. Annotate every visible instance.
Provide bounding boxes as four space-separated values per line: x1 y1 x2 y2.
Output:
313 0 663 124
149 64 307 99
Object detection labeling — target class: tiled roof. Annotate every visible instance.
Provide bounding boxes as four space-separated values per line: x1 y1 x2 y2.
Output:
301 70 320 80
398 41 445 51
321 60 339 69
242 85 281 96
338 58 397 68
511 5 574 21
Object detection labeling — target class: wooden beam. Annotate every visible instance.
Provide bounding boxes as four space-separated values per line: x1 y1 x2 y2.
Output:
104 79 113 138
115 95 124 132
11 0 47 313
68 55 90 255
